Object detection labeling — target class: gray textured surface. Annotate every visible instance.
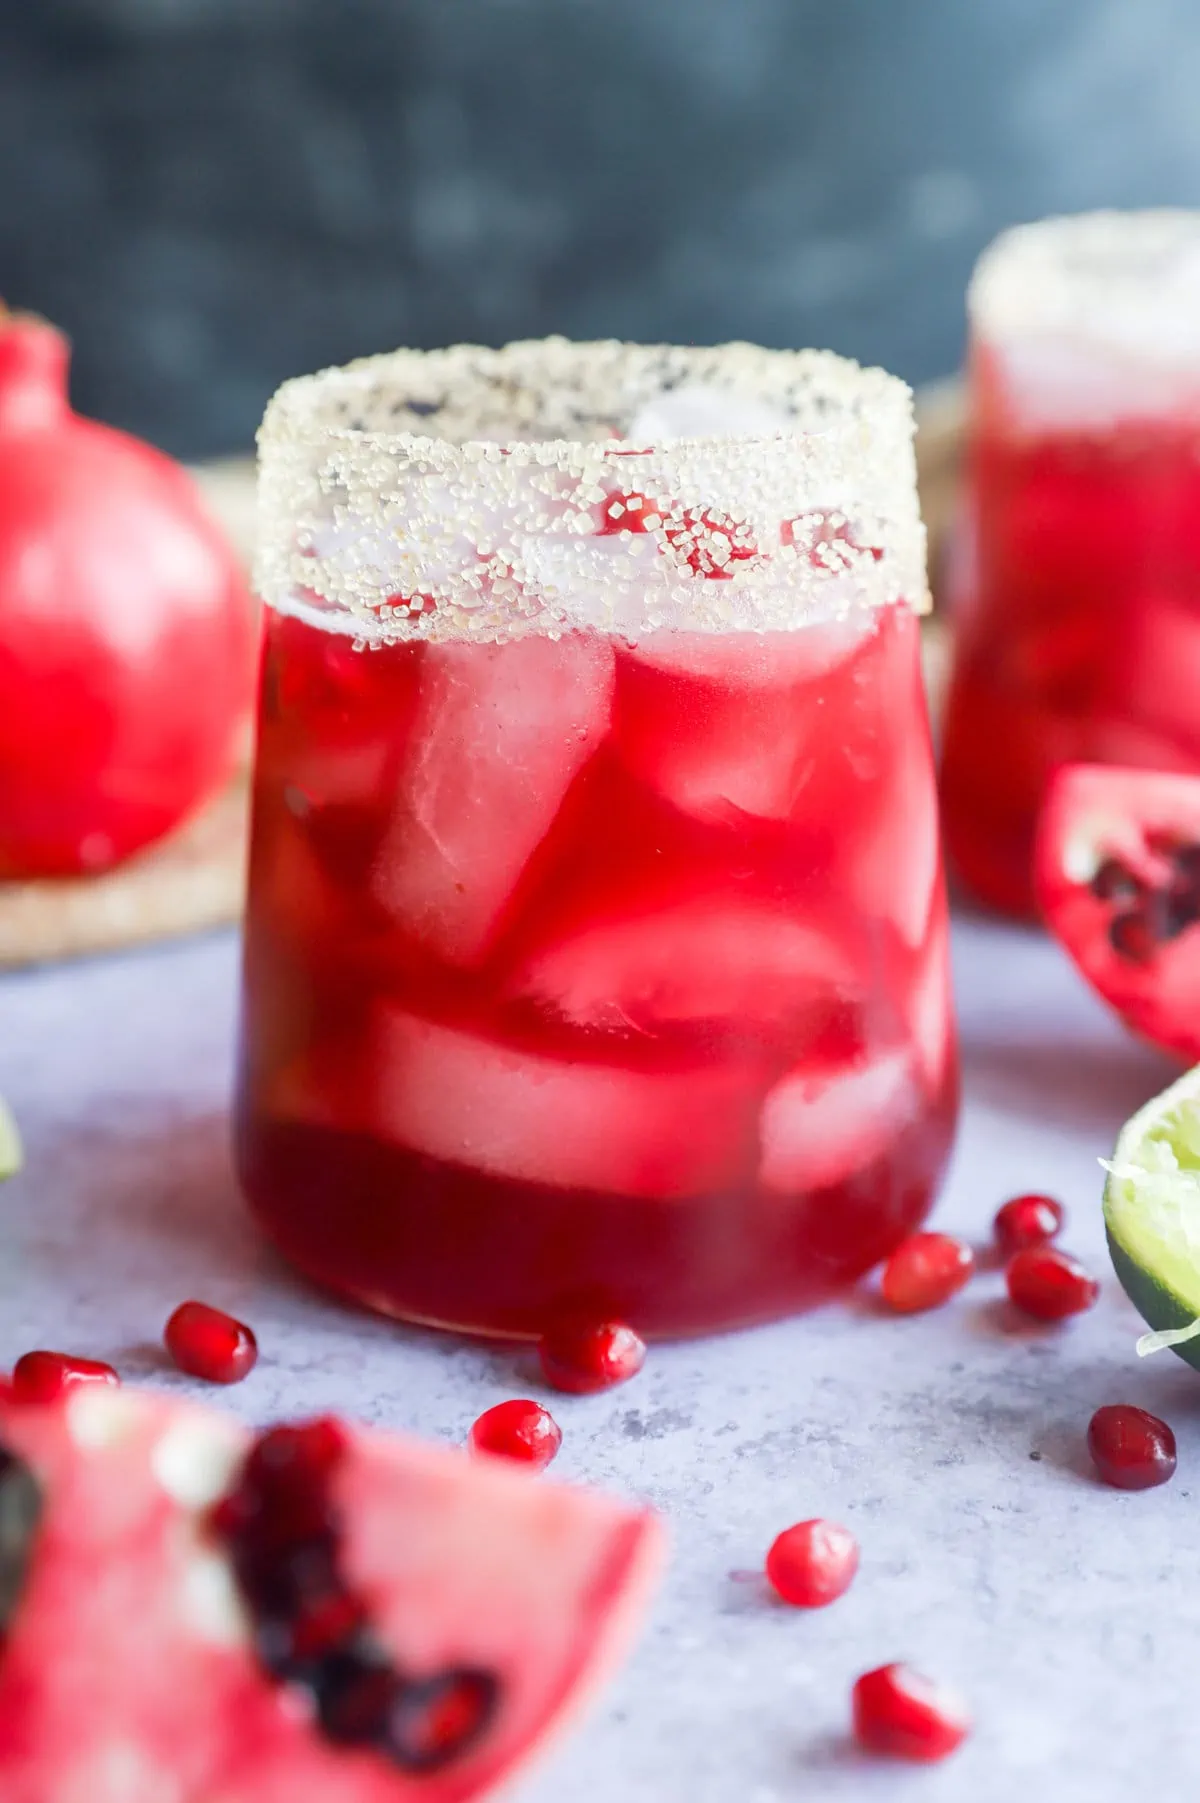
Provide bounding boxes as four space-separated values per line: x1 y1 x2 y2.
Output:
0 914 1196 1798
8 1 1200 456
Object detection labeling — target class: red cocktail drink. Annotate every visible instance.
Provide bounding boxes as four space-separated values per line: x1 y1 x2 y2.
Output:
237 341 955 1338
942 212 1200 917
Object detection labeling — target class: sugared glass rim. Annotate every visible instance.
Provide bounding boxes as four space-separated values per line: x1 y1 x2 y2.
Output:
971 210 1200 360
256 338 928 642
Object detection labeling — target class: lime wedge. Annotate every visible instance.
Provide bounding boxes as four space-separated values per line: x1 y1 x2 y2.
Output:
1104 1065 1200 1367
0 1097 21 1181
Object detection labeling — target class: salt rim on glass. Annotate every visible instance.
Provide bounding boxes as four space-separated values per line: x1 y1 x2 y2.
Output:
254 338 928 646
970 209 1200 431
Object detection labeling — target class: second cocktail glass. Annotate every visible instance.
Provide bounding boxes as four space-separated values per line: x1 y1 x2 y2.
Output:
238 339 956 1339
942 211 1200 917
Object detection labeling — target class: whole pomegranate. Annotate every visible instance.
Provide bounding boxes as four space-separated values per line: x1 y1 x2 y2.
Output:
0 308 257 877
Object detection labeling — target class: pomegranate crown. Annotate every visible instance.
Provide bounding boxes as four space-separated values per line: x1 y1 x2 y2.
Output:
0 305 70 433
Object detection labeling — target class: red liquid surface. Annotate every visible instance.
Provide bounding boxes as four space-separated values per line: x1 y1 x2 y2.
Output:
235 604 957 1339
941 357 1200 918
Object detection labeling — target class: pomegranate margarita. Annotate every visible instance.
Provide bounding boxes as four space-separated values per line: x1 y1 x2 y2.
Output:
236 339 956 1339
942 211 1200 917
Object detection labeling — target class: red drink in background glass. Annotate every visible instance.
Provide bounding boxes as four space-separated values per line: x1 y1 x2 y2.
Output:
236 340 957 1339
941 211 1200 919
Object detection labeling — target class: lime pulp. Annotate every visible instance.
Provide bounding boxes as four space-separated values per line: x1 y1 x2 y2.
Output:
0 1098 21 1182
1104 1065 1200 1365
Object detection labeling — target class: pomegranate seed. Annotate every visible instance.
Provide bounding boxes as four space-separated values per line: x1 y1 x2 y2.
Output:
598 490 660 535
851 1662 970 1763
994 1193 1065 1252
538 1320 646 1394
289 1593 366 1662
11 1351 119 1405
1006 1246 1099 1321
1088 1404 1177 1490
597 489 758 577
391 1669 499 1770
246 1417 349 1492
164 1300 258 1384
765 1519 859 1608
468 1400 562 1470
211 1416 350 1543
880 1232 974 1313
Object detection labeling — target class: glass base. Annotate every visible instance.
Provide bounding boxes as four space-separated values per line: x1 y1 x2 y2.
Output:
235 1079 958 1343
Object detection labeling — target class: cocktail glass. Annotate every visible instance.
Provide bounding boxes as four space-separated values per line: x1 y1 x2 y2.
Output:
942 211 1200 917
237 338 955 1339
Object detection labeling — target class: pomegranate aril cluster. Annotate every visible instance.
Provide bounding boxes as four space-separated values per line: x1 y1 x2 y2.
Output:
212 1418 499 1773
1091 839 1200 964
164 1300 257 1385
754 1513 968 1759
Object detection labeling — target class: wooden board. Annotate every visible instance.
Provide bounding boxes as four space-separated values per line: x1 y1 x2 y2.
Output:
0 458 258 969
0 387 967 968
0 774 249 969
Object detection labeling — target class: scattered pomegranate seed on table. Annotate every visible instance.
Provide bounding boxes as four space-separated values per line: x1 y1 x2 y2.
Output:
164 1300 258 1384
1087 1404 1177 1490
468 1400 563 1470
851 1662 971 1763
994 1192 1065 1252
765 1519 858 1608
11 1351 119 1405
880 1232 974 1313
538 1320 646 1395
1006 1246 1099 1321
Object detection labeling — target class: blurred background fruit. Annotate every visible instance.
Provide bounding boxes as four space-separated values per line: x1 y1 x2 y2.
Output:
0 309 256 880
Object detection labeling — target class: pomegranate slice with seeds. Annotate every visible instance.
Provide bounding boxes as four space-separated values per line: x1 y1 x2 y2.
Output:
1036 763 1200 1060
11 1351 119 1405
1087 1404 1177 1490
994 1193 1065 1252
765 1520 858 1608
468 1401 562 1471
880 1232 974 1314
852 1662 970 1762
0 1385 662 1799
539 1321 646 1395
1007 1246 1099 1321
164 1301 258 1385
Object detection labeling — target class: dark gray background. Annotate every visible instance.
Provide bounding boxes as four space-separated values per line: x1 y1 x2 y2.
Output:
4 0 1200 459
